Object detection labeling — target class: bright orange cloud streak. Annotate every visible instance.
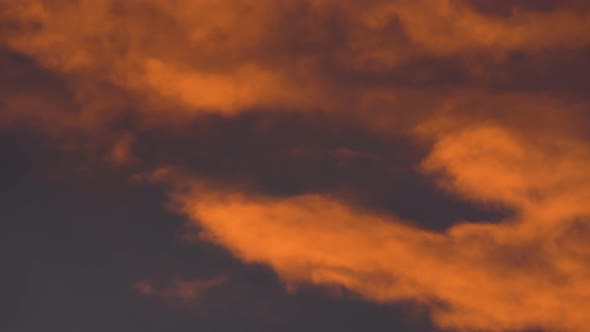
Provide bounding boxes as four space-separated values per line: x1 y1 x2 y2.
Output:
166 124 590 332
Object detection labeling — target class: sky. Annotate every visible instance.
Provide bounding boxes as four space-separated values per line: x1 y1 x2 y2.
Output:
1 1 590 331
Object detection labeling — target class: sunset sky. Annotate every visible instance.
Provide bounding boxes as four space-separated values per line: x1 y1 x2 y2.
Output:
2 1 590 331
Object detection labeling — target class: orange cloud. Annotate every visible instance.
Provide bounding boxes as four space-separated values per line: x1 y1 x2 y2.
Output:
138 59 314 115
163 122 590 332
0 0 590 331
422 124 590 221
2 3 590 329
1 0 322 117
3 0 589 121
2 0 590 173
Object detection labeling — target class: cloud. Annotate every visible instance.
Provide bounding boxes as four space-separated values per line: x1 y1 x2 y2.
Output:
162 122 590 332
138 58 314 115
1 0 323 117
134 275 227 303
2 0 590 123
421 124 590 221
2 2 590 331
2 0 590 167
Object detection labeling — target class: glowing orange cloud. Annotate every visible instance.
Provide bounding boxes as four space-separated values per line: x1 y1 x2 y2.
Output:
164 123 590 332
3 0 590 119
138 59 315 115
422 124 590 222
2 0 590 167
1 0 324 117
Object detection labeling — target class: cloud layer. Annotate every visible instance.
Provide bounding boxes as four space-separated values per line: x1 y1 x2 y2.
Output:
2 1 590 331
3 0 590 125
